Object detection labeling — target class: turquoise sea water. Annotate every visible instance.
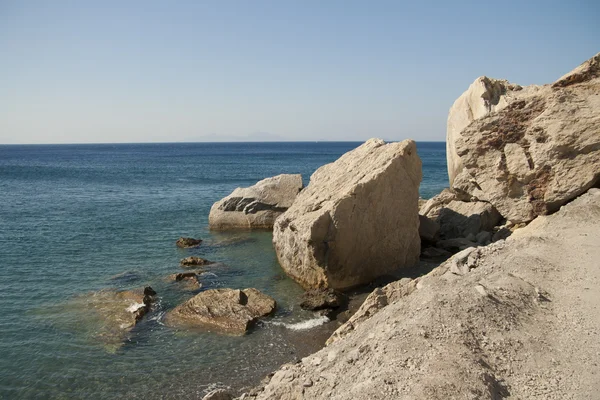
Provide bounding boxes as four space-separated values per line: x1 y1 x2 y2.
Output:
0 141 448 399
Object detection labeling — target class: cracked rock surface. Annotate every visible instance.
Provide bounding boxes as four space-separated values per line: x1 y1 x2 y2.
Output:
447 53 600 223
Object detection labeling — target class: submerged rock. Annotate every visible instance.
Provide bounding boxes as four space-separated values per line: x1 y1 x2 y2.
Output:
67 286 157 352
180 256 213 267
164 288 276 335
209 174 303 230
447 52 600 223
273 139 422 290
176 237 203 248
168 272 202 290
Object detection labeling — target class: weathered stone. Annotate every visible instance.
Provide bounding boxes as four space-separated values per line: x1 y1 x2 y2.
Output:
435 237 477 253
300 288 345 311
436 200 502 239
418 214 440 243
176 237 203 248
273 139 422 290
419 188 456 219
327 278 417 344
180 256 213 267
421 246 452 260
447 77 523 186
475 231 492 245
164 288 276 335
448 53 600 223
209 174 303 230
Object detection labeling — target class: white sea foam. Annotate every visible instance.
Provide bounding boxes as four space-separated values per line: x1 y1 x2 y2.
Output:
270 315 329 331
126 302 145 313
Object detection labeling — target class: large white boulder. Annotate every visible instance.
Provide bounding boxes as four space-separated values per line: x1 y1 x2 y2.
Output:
272 139 422 290
209 174 303 230
447 53 600 223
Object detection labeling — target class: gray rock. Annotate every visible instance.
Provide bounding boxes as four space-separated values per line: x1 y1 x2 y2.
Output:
209 174 303 230
273 139 422 290
436 200 502 240
435 238 477 253
418 214 440 243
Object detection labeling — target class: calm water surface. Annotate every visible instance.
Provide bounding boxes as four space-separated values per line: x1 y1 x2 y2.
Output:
0 141 447 399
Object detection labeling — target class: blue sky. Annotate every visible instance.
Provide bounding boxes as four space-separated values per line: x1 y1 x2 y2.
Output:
0 1 598 144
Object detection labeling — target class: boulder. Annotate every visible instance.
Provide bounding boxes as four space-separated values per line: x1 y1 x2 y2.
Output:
300 288 345 311
418 214 440 243
420 189 502 240
419 188 456 219
164 288 276 335
180 256 213 267
176 237 202 248
209 174 303 230
436 200 502 239
447 77 523 186
448 53 600 223
272 139 422 290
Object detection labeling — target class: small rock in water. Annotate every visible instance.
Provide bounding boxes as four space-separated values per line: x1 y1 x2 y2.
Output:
180 256 212 267
300 288 345 311
176 237 203 248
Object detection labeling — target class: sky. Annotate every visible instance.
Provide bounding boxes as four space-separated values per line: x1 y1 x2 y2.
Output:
0 1 598 144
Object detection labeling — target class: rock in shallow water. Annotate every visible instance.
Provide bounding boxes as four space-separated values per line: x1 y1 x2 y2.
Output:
164 288 276 335
65 286 157 352
176 237 203 248
180 256 213 267
273 139 422 290
209 174 303 230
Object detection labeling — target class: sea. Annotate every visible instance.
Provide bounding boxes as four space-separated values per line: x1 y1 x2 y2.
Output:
0 141 448 399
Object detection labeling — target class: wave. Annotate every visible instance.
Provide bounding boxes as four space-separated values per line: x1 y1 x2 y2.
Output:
269 315 329 331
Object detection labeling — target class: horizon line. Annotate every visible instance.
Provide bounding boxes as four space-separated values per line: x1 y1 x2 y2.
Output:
0 139 447 146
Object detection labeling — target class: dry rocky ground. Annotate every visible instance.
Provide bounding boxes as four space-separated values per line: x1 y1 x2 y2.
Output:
242 189 600 399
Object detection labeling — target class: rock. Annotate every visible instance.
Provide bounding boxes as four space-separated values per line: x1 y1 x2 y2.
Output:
448 247 477 275
176 237 203 248
421 246 452 260
327 278 417 344
475 231 492 245
168 272 202 290
436 200 502 240
447 77 523 186
209 174 303 230
435 237 477 253
164 288 276 335
180 256 213 267
66 286 157 352
201 389 233 400
419 188 457 219
418 215 439 243
448 53 600 223
273 139 422 290
300 288 345 311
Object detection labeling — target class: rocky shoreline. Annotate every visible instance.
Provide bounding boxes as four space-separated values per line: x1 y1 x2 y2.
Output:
198 53 599 399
